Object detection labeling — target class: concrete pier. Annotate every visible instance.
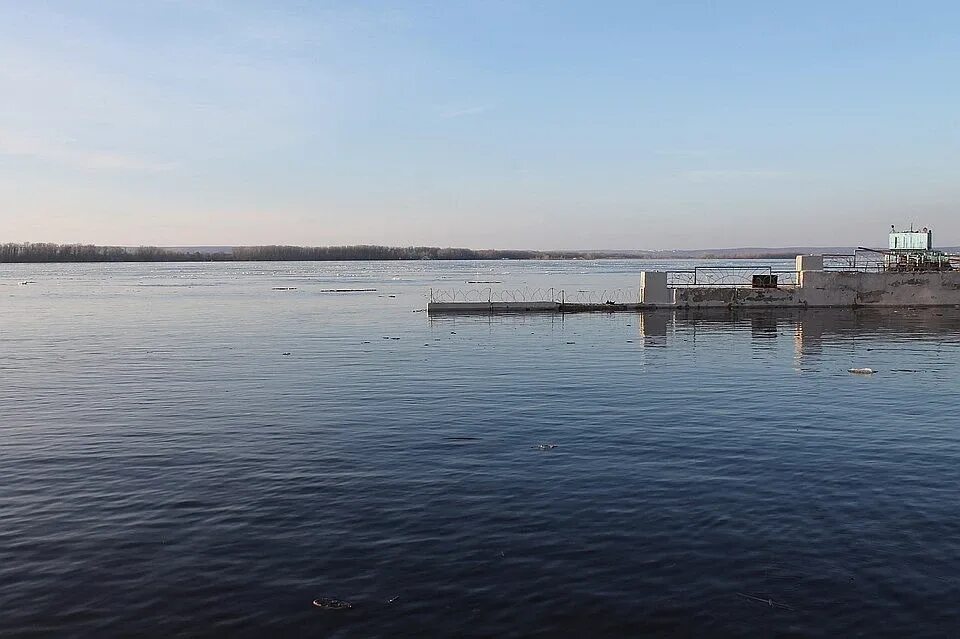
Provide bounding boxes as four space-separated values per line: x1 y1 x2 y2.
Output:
427 255 960 314
427 301 560 313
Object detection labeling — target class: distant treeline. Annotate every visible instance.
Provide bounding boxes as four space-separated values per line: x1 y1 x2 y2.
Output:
0 242 536 263
0 242 810 263
0 243 233 263
231 245 537 261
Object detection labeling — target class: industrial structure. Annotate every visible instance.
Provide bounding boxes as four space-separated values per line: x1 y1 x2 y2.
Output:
883 226 954 271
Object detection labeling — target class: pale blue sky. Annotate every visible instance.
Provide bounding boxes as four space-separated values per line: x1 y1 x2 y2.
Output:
1 1 958 249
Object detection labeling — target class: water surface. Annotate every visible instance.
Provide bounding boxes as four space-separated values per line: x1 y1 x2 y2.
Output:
2 261 959 637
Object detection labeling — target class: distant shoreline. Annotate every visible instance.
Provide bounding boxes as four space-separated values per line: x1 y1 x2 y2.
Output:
0 242 819 263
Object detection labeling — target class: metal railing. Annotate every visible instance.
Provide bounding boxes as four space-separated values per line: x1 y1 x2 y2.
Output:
822 252 886 272
822 250 960 272
668 266 798 287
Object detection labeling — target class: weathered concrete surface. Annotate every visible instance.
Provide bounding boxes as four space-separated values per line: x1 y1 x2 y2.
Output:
799 271 960 307
639 271 673 305
673 272 960 309
796 254 824 271
675 286 799 308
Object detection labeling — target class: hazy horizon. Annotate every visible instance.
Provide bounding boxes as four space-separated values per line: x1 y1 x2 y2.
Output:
12 240 957 255
2 2 958 249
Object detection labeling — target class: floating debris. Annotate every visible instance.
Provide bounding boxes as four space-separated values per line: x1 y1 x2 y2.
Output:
312 597 352 610
736 592 793 611
445 436 482 442
848 368 876 375
320 288 376 293
534 443 558 451
281 352 291 356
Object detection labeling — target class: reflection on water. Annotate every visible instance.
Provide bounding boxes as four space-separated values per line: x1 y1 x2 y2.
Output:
633 306 960 364
637 310 670 345
2 262 960 638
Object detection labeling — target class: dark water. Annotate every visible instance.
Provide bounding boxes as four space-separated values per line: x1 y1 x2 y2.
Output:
3 261 960 637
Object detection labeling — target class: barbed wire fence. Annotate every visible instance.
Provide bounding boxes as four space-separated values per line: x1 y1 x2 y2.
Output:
428 287 644 304
429 287 563 304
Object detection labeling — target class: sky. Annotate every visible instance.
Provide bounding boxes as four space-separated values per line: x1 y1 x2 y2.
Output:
0 1 958 250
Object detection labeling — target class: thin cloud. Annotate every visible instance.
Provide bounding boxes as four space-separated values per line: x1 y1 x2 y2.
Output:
440 105 490 119
680 169 790 182
657 149 713 159
0 131 175 173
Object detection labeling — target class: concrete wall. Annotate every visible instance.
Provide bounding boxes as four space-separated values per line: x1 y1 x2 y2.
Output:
674 271 960 309
798 271 960 307
795 254 824 272
674 286 799 308
639 271 673 305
